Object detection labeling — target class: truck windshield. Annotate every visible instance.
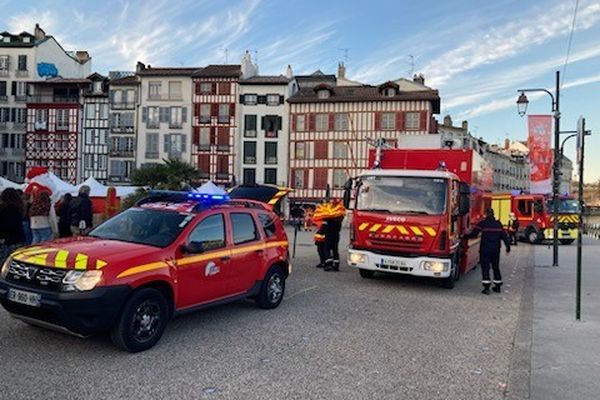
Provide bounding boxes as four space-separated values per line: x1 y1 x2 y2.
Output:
546 199 579 214
89 208 194 248
356 176 447 215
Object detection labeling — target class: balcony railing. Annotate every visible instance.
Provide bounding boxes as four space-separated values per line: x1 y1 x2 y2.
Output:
265 157 278 165
218 115 229 124
110 126 135 133
111 102 136 110
109 150 134 157
27 95 79 103
14 95 26 102
145 151 159 159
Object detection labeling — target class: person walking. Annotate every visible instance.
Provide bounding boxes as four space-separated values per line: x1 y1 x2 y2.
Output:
323 199 346 272
312 203 328 269
57 193 73 238
0 188 26 263
508 212 519 246
465 208 511 294
71 185 93 235
30 190 53 244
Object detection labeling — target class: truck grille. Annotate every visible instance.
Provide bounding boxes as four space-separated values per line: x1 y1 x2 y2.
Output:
6 260 66 291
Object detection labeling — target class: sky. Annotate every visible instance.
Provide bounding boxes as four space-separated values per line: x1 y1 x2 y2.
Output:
2 0 599 183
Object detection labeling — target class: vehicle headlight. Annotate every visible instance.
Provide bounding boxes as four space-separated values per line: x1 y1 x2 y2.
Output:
421 261 449 273
1 257 11 279
349 252 367 264
62 270 103 292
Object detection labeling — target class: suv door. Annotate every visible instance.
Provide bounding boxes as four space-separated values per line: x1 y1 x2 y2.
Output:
176 213 232 308
228 212 264 293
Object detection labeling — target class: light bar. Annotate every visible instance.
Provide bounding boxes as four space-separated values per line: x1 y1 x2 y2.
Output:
186 193 229 202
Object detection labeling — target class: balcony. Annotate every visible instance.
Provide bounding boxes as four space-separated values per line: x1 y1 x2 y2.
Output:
14 95 26 102
199 116 211 124
244 156 256 164
197 144 211 151
111 102 136 110
218 115 229 124
265 157 278 165
27 95 79 103
110 150 134 158
145 151 159 159
111 126 135 134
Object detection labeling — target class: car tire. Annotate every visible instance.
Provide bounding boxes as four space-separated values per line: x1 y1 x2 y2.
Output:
359 269 375 279
256 266 286 309
526 228 541 244
441 255 459 289
110 288 169 353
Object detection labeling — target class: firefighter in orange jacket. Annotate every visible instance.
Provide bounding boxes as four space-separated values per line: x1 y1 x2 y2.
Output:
314 219 327 268
324 199 346 272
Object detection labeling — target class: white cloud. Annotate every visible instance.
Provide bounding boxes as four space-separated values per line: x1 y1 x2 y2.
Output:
7 9 55 33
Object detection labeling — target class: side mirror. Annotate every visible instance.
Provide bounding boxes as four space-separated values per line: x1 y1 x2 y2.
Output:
459 183 470 216
184 241 204 254
343 179 353 209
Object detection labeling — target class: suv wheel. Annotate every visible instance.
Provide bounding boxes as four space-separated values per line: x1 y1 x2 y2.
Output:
441 255 460 289
111 288 169 353
256 266 286 309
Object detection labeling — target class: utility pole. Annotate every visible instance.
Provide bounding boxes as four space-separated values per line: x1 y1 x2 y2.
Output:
576 117 586 320
552 70 561 266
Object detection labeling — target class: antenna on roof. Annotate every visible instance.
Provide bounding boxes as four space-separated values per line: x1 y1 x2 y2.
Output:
220 47 229 64
337 48 350 64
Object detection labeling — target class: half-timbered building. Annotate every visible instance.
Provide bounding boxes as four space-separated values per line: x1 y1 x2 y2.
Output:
81 73 109 182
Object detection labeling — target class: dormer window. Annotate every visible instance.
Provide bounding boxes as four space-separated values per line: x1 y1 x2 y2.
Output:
23 37 30 43
93 81 103 93
384 87 396 97
317 89 330 99
2 37 10 43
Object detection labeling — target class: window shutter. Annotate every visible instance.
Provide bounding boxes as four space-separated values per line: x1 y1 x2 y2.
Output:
430 117 438 133
194 83 200 95
328 113 335 131
291 114 297 131
194 103 200 117
211 83 217 94
239 94 245 104
304 170 309 189
314 168 327 189
142 107 148 122
109 114 115 128
279 95 284 105
257 95 267 104
164 134 170 153
309 113 316 131
420 111 427 131
396 112 405 131
211 103 218 116
277 116 282 130
181 134 187 152
229 102 235 117
160 107 169 123
210 127 216 144
193 126 199 145
314 140 328 159
374 112 381 131
182 107 187 123
10 108 16 122
11 82 16 96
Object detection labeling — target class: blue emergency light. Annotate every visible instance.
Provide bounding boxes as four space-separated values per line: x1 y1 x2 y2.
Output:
186 192 229 202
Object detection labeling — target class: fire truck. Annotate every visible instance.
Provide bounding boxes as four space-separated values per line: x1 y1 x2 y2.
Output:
344 147 492 288
485 193 579 245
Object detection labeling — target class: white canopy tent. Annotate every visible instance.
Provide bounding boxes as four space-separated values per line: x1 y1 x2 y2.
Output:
195 181 227 195
77 177 108 197
0 177 24 192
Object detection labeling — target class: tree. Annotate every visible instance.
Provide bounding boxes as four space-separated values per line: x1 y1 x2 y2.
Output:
130 159 201 190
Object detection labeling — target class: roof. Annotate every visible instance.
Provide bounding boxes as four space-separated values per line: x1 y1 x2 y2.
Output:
240 75 290 85
109 75 139 86
288 85 441 112
137 67 200 77
86 72 107 81
32 77 91 85
358 169 459 180
192 64 241 78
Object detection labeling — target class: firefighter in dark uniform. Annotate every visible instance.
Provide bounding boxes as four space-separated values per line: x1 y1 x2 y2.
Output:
324 199 346 272
313 212 328 268
465 208 511 294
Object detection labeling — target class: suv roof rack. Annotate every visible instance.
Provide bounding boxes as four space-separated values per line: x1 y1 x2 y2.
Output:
136 190 269 212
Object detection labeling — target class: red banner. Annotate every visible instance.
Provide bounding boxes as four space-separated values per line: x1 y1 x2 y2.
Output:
527 115 553 194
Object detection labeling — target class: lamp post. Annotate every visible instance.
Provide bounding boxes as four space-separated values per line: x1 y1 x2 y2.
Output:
517 70 561 267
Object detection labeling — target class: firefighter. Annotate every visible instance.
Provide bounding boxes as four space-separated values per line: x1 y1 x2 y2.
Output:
323 199 346 272
313 218 328 268
465 208 511 295
508 212 519 246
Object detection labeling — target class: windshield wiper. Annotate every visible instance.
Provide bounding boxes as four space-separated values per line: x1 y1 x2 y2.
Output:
401 210 431 215
359 208 392 213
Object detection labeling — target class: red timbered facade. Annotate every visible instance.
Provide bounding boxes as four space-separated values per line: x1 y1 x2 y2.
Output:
287 78 440 201
26 78 90 184
191 65 241 186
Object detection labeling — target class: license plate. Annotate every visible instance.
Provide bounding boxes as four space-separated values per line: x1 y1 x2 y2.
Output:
7 288 41 307
380 258 406 267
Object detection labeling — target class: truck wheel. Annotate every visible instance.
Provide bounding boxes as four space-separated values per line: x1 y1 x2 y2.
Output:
110 288 169 353
359 269 375 279
526 228 541 244
441 256 459 289
256 266 286 309
560 239 575 245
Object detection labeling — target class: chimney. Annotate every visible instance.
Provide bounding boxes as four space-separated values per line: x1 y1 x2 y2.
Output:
413 73 425 85
443 115 452 126
286 64 293 79
136 61 146 73
337 62 346 79
34 24 46 40
461 120 468 131
240 50 257 79
75 51 90 63
504 138 510 150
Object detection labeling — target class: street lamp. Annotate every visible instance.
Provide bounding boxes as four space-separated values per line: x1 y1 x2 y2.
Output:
517 71 561 267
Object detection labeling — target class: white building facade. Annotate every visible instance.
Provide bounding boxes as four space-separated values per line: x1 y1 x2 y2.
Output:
81 73 109 182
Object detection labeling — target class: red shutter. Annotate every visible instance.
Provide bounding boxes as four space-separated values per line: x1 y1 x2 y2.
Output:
420 111 427 131
229 102 235 117
396 112 405 132
291 114 297 131
193 127 199 145
194 103 200 117
210 127 217 144
314 168 327 189
374 112 381 131
314 140 328 159
198 154 210 172
290 168 296 188
304 170 309 190
211 103 219 116
308 113 316 131
430 117 438 133
328 113 335 131
218 127 229 146
211 83 217 95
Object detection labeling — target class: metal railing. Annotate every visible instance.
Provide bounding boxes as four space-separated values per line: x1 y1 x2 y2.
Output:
111 102 136 110
27 95 79 103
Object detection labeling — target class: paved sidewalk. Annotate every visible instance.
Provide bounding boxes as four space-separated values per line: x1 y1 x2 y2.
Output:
530 238 600 399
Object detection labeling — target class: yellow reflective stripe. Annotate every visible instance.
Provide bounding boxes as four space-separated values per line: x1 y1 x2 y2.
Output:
424 227 437 237
396 225 409 235
74 254 88 270
55 250 69 268
95 260 107 269
268 191 288 205
410 226 423 236
13 247 55 260
358 223 370 231
11 246 43 257
25 253 49 266
177 249 232 267
369 224 382 233
382 225 395 234
117 261 169 279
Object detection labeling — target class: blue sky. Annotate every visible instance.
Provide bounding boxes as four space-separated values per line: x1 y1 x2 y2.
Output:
2 0 599 183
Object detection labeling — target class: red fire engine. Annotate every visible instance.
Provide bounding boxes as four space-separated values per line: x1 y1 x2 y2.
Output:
344 147 492 288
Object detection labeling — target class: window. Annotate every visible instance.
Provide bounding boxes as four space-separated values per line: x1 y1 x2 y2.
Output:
258 213 277 238
199 127 211 149
317 89 330 99
0 81 6 97
0 56 8 71
168 81 182 100
405 112 420 130
218 82 230 95
147 106 159 128
293 169 306 189
93 81 103 93
316 113 328 131
244 114 257 137
333 169 346 188
17 55 27 71
244 141 256 164
384 87 396 97
263 115 280 137
170 107 182 128
15 82 26 99
199 82 212 94
231 213 259 244
335 113 349 131
15 108 26 124
126 90 135 104
187 214 226 251
85 129 94 145
56 109 69 130
146 132 159 158
165 134 186 158
200 104 210 123
85 104 96 119
244 94 257 105
295 142 305 159
517 199 532 216
381 112 395 130
99 104 108 119
333 142 347 159
148 81 161 99
265 142 277 164
266 94 280 106
243 168 256 185
218 104 229 123
295 114 305 131
264 168 277 185
217 127 229 150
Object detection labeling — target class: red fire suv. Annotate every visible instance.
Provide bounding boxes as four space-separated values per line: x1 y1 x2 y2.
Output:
0 190 290 352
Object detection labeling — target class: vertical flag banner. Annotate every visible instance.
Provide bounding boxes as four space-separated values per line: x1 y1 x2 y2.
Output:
527 115 553 194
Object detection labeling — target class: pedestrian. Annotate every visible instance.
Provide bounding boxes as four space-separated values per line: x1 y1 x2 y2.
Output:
71 185 93 235
324 199 346 272
57 193 73 238
312 203 328 269
0 188 26 263
464 208 511 294
30 189 53 244
19 190 32 245
304 207 314 231
508 212 519 246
